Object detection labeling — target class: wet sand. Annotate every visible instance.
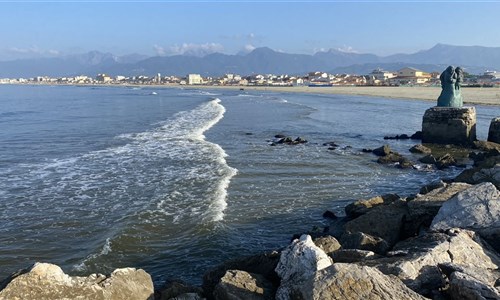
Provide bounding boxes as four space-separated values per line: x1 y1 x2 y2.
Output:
196 85 500 106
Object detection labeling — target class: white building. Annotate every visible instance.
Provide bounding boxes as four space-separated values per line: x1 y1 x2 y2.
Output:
369 68 396 81
187 74 203 85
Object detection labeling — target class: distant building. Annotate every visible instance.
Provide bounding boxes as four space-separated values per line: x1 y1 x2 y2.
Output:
187 74 203 85
390 67 431 85
96 74 112 83
369 68 396 81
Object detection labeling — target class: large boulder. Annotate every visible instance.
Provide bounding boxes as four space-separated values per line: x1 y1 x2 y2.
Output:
448 271 500 300
202 251 280 299
430 182 500 252
213 270 274 300
285 263 427 300
340 232 390 255
344 200 408 248
158 280 203 300
456 163 500 189
312 236 341 255
431 182 500 231
0 263 154 300
344 194 399 218
369 229 500 296
406 182 471 236
438 262 500 292
274 235 332 300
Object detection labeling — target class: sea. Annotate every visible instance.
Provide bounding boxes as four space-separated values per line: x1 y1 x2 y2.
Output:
1 84 499 286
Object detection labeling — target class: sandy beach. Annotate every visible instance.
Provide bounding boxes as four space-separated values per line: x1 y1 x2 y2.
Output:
195 85 500 106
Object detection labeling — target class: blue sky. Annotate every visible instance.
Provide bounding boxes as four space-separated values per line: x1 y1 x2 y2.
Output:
1 1 499 60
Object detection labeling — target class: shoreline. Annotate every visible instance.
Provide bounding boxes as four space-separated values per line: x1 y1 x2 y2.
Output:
190 85 500 106
3 83 499 106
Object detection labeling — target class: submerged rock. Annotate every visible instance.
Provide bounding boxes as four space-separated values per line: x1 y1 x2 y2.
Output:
384 134 410 140
409 144 432 154
372 145 391 156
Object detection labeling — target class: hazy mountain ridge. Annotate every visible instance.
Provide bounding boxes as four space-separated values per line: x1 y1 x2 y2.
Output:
1 44 499 78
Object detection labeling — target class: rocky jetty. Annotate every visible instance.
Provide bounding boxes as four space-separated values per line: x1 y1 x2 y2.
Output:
2 141 500 300
0 263 154 300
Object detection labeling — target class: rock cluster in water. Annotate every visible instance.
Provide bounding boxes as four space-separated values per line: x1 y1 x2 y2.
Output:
2 140 500 300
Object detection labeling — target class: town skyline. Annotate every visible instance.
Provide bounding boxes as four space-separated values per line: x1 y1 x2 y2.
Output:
1 1 500 61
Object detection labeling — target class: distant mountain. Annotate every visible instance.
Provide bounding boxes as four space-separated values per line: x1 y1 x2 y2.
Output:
383 44 500 69
1 44 499 78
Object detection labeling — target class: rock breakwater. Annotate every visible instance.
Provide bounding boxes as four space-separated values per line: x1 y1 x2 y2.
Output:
2 141 500 299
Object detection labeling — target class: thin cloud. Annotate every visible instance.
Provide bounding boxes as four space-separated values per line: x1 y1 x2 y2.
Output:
336 46 360 54
154 43 224 57
6 46 61 58
153 44 166 56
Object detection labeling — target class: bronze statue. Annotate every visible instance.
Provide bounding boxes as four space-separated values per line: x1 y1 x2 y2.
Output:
437 65 463 107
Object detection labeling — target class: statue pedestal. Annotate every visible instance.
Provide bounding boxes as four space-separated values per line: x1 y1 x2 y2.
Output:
488 117 500 144
422 107 476 145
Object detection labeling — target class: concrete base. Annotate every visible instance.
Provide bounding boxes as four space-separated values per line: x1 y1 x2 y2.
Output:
488 117 500 144
422 107 476 145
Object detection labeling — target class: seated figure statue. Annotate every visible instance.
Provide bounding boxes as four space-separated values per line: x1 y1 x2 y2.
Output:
437 66 463 107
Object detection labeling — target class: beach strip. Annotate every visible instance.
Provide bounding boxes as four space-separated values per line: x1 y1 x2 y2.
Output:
193 85 500 106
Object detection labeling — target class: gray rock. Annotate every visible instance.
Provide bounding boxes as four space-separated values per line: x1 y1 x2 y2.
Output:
0 262 154 300
448 271 500 300
275 235 332 300
344 200 408 247
285 263 427 300
435 153 457 169
368 229 500 295
330 249 379 263
169 293 205 300
410 144 432 154
454 163 500 189
372 145 391 156
474 139 500 152
344 193 399 218
438 262 500 288
419 180 446 195
213 270 274 300
275 235 332 283
377 152 414 168
159 280 203 300
419 154 437 164
488 117 500 144
340 232 390 255
406 182 471 236
430 182 500 231
313 236 341 255
202 251 280 299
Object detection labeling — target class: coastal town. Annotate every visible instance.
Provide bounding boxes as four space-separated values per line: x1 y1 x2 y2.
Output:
1 67 499 87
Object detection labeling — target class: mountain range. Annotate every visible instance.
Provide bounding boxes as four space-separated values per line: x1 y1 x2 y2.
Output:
1 44 499 78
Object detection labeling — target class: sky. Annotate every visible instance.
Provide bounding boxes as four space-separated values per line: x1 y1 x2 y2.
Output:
1 0 500 61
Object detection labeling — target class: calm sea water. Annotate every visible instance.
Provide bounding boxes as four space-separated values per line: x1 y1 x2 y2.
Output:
1 85 499 285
